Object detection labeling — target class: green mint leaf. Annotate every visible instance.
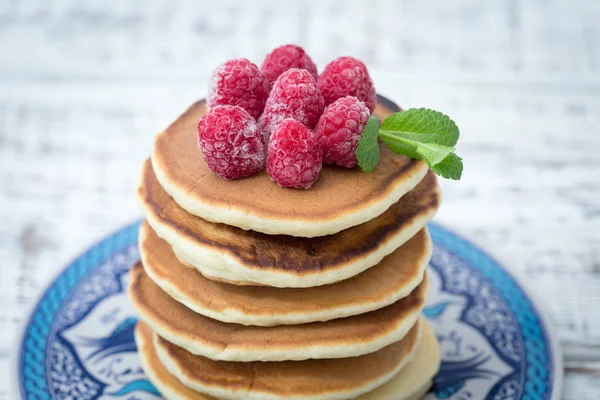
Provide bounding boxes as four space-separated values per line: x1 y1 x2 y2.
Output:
355 108 463 180
380 133 420 160
415 142 456 166
430 153 463 180
379 131 455 167
357 116 381 172
381 108 459 147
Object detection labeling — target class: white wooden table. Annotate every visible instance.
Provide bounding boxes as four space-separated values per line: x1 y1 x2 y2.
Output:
1 0 599 398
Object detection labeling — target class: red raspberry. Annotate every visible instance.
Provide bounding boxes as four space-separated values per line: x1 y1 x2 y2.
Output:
197 105 266 180
258 68 324 138
261 44 318 85
207 58 270 119
315 96 370 168
317 56 377 113
267 119 323 189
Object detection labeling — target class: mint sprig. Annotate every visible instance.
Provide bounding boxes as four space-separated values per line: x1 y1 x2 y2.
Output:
356 116 381 172
357 108 463 180
430 153 463 180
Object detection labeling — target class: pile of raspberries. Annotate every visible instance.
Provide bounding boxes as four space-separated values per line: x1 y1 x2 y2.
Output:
198 44 376 189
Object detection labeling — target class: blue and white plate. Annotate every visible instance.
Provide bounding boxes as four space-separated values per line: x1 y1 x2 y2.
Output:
12 222 562 400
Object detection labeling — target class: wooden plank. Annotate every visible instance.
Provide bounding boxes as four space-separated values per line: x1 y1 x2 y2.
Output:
1 0 599 396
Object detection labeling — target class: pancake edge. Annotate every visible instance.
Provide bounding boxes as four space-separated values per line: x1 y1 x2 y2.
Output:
153 318 424 400
130 273 428 362
138 159 440 288
136 323 213 400
151 152 429 238
140 227 432 326
139 176 439 287
403 381 433 400
169 217 435 288
135 319 437 400
356 318 440 400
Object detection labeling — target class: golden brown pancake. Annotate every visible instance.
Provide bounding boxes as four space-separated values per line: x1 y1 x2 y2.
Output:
136 321 215 400
136 319 438 400
150 319 422 400
151 96 429 237
129 262 428 362
139 160 439 287
139 221 431 326
356 316 440 399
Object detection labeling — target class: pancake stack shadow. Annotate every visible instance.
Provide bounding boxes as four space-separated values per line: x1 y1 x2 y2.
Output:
130 98 442 400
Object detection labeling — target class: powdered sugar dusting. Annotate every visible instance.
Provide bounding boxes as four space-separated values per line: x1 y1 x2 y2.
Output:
315 96 370 168
317 57 376 113
197 105 266 180
261 44 318 84
206 58 270 119
266 119 323 189
260 68 324 139
206 63 227 108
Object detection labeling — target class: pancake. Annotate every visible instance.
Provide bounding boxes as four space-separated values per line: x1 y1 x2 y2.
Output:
151 318 422 400
139 160 439 288
140 221 431 326
151 96 429 238
402 383 432 400
129 262 428 362
356 316 440 399
136 321 215 400
135 319 438 400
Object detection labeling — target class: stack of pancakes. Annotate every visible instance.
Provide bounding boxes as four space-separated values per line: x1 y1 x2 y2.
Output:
131 97 442 399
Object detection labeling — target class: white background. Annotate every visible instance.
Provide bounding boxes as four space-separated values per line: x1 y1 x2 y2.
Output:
0 0 599 398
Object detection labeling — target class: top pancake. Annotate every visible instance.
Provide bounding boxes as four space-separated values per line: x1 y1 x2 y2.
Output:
139 160 439 288
151 96 429 237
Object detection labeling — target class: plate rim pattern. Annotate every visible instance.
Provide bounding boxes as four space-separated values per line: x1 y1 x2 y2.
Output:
11 221 563 400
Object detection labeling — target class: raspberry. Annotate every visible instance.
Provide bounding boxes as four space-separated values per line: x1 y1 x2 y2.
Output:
261 44 318 85
207 58 270 119
258 68 324 139
197 105 266 180
267 119 323 189
317 56 377 113
315 96 370 168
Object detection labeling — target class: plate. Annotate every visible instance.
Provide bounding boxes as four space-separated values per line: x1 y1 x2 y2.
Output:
12 221 562 400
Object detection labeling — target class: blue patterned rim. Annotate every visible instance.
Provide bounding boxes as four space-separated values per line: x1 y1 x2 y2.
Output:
11 221 562 400
13 221 141 400
428 224 563 400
